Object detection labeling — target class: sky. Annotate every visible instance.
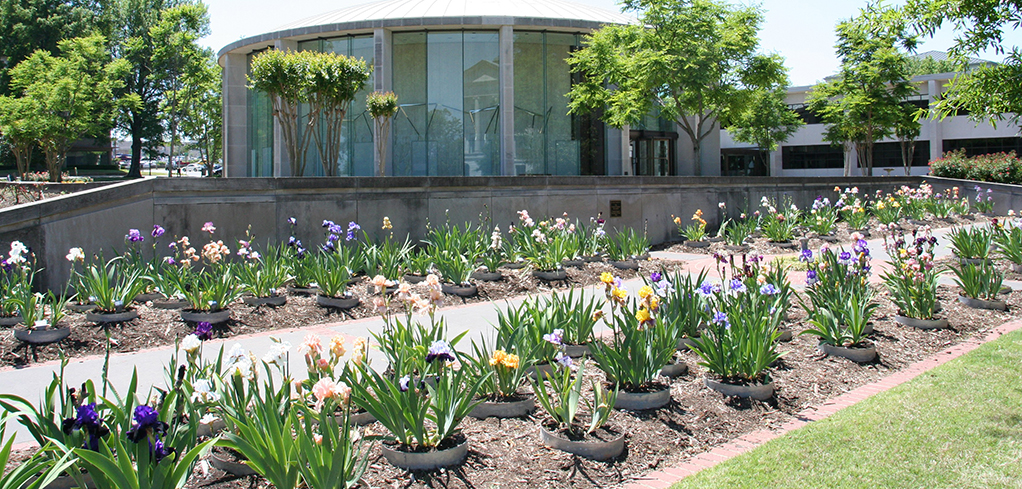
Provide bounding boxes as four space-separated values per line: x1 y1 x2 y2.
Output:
200 0 1022 87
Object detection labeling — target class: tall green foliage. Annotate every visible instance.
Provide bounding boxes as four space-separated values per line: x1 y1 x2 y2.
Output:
725 87 804 171
807 8 917 176
892 0 1022 127
567 0 787 175
4 35 133 182
249 49 370 177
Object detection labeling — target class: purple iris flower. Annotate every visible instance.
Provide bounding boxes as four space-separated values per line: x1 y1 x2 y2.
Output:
852 239 868 254
425 340 456 363
760 284 779 295
697 281 718 296
151 225 165 238
126 229 144 243
554 351 573 369
288 236 298 246
806 269 819 285
346 222 361 241
194 322 213 340
328 223 343 235
543 329 564 346
729 279 747 293
838 251 853 265
287 217 297 226
650 271 662 283
800 248 813 262
61 403 108 451
322 220 334 228
399 375 411 392
712 311 730 328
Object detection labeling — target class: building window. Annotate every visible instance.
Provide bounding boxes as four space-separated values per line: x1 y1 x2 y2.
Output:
391 31 500 176
872 141 931 167
513 32 583 175
943 137 1022 157
295 35 375 176
247 52 274 177
781 144 844 170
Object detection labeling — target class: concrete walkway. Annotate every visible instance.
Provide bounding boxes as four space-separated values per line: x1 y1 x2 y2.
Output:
0 221 1006 445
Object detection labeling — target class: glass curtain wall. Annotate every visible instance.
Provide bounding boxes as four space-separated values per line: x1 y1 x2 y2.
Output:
391 31 499 176
513 32 580 175
295 35 374 176
247 52 275 177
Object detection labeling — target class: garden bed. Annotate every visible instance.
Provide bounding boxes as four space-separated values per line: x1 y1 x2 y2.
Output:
0 260 684 368
172 284 1021 489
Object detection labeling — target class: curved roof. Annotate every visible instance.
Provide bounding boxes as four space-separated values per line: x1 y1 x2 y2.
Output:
277 0 634 30
218 0 633 58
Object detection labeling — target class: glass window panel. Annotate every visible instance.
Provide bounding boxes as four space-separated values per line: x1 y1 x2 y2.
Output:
463 31 499 176
392 32 427 176
547 33 578 176
513 31 546 175
349 36 375 176
427 32 464 176
247 53 274 177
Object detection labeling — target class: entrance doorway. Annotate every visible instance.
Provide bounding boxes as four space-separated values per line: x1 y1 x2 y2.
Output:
629 135 675 176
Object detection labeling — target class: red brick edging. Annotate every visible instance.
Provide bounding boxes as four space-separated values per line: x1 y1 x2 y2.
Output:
622 319 1022 489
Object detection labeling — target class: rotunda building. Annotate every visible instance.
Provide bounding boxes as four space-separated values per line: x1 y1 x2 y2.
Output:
218 0 713 178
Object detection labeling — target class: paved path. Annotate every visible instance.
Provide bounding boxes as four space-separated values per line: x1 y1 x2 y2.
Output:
1 221 1008 447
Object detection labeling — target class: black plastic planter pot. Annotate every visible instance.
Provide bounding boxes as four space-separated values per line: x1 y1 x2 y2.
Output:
65 303 96 313
660 360 688 378
403 274 426 284
704 377 774 400
86 310 139 324
469 396 536 419
0 315 23 326
151 299 189 310
613 386 671 411
611 260 639 270
958 295 1007 311
894 315 948 330
381 437 469 470
316 294 360 310
818 342 877 363
242 295 287 307
15 326 71 345
471 271 502 282
684 240 710 248
180 309 231 324
562 259 584 269
442 283 478 297
539 426 625 461
533 270 567 281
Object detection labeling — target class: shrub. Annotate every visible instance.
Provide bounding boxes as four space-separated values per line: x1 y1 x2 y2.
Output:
930 149 1022 184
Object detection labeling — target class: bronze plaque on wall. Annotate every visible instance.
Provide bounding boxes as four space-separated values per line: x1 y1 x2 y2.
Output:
609 200 622 217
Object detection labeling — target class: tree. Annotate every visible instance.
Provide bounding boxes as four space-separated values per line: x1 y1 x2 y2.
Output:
894 103 922 175
0 96 40 179
893 0 1022 127
178 53 221 177
724 87 804 173
7 35 132 182
112 0 209 179
807 11 917 176
249 49 370 177
367 91 398 177
567 0 787 175
150 2 210 176
0 0 110 95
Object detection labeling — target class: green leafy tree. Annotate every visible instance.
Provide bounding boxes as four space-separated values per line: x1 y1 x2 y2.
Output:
7 35 133 182
0 96 41 179
893 0 1022 127
567 0 787 175
725 86 803 173
150 2 210 176
178 52 221 176
367 90 398 177
807 10 917 176
249 49 370 176
0 0 110 95
894 103 922 175
113 0 208 179
906 54 963 76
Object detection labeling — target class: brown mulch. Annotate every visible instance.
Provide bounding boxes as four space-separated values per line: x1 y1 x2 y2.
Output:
0 186 66 210
0 260 686 369
173 284 1020 489
6 283 1019 488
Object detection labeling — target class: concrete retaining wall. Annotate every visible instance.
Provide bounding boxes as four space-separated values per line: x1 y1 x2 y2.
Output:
0 175 922 291
927 176 1022 217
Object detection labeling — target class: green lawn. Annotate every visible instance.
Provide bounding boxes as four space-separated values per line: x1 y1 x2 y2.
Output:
671 329 1022 489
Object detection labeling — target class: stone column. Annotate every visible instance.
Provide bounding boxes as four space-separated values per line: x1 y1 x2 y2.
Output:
621 124 631 175
927 79 943 162
373 28 393 175
222 53 248 178
499 25 515 176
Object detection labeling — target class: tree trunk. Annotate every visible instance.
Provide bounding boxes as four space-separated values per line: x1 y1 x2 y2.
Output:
692 139 701 176
127 114 143 179
842 141 854 177
376 115 391 177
